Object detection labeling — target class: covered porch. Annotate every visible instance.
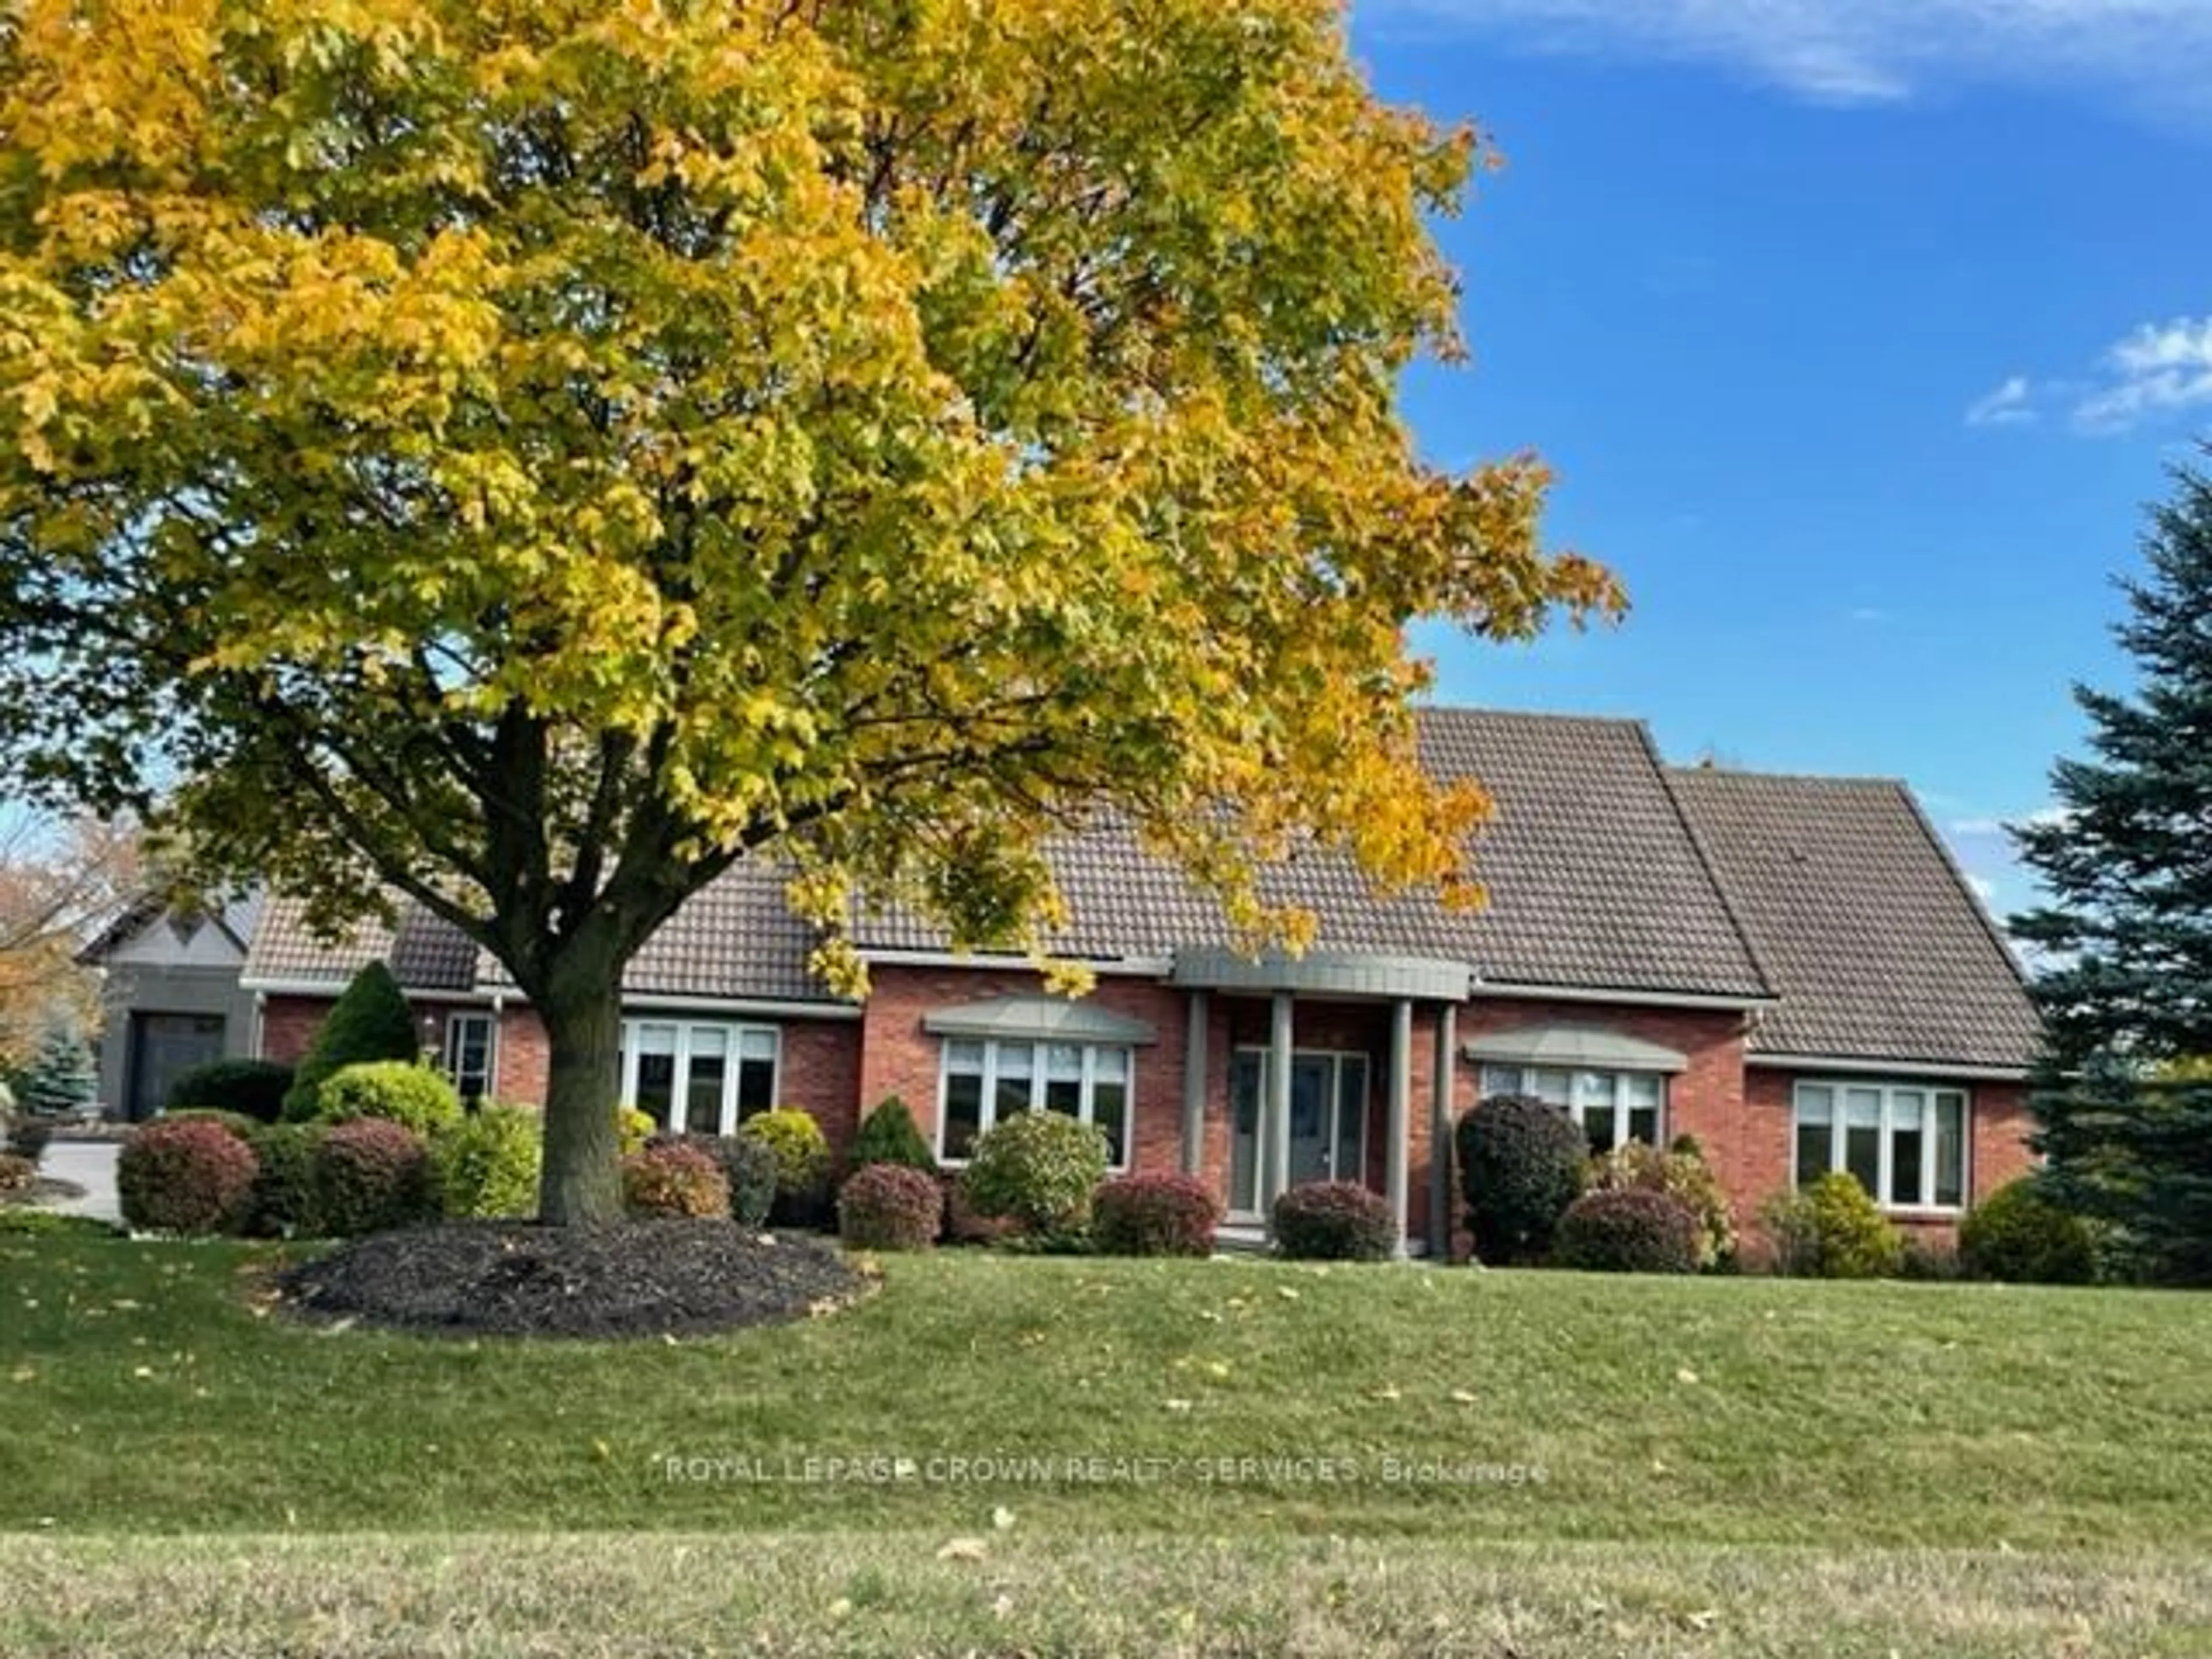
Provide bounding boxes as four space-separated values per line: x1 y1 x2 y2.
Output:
1169 949 1473 1256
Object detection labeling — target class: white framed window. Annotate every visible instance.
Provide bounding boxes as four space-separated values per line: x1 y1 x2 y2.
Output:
1479 1064 1662 1156
442 1013 496 1104
938 1038 1133 1168
1793 1081 1968 1210
620 1019 779 1138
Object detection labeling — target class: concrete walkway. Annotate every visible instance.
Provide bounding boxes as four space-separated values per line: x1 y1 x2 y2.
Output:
35 1138 122 1224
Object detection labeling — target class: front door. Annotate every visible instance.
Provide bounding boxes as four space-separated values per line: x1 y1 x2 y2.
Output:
1229 1050 1370 1217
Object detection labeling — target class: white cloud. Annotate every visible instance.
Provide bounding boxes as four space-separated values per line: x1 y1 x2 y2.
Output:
1947 805 2069 837
1361 1 2212 116
1845 605 1889 624
1965 872 1998 904
1965 375 2038 428
2073 316 2212 433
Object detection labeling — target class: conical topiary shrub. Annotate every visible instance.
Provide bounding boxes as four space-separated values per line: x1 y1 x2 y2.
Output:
281 961 419 1120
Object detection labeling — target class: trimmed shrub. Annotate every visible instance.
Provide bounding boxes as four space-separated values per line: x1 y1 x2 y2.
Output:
5 1116 52 1164
0 1152 35 1194
166 1059 295 1124
1552 1187 1700 1274
621 1141 731 1219
1586 1141 1737 1270
281 961 420 1120
315 1061 464 1138
647 1131 777 1228
1960 1179 2097 1285
942 1171 1021 1245
431 1105 543 1219
1759 1172 1904 1279
1271 1180 1397 1262
850 1096 938 1175
740 1108 834 1226
617 1107 656 1156
1456 1093 1588 1265
959 1111 1109 1234
1093 1172 1222 1257
1901 1234 1964 1282
241 1122 324 1238
838 1163 943 1251
163 1108 264 1143
118 1118 259 1235
313 1117 437 1236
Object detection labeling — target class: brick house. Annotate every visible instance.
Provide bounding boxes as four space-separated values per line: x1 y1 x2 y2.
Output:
128 708 2040 1251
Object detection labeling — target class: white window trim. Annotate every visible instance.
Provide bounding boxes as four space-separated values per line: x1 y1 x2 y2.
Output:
442 1012 497 1102
935 1037 1135 1171
1478 1063 1666 1152
619 1018 782 1138
1791 1079 1971 1213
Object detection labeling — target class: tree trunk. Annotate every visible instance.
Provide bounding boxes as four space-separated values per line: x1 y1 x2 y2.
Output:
536 968 627 1226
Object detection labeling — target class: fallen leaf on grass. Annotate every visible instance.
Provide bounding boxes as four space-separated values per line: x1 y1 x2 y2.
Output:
1448 1388 1478 1405
937 1537 988 1563
1164 1398 1194 1414
1675 1368 1700 1385
1277 1287 1301 1301
991 1506 1017 1531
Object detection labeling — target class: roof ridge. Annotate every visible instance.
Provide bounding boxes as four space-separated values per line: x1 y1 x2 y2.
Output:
1415 702 1646 729
1668 763 1908 789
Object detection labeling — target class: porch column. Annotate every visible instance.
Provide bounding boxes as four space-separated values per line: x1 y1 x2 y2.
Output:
1387 997 1412 1258
1180 990 1208 1179
1430 1002 1457 1260
1265 990 1294 1217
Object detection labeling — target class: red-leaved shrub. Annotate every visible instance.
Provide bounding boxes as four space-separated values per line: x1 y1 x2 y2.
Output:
118 1118 259 1235
837 1164 942 1251
622 1142 732 1219
313 1116 436 1236
1551 1187 1700 1274
1271 1180 1397 1262
1092 1172 1222 1257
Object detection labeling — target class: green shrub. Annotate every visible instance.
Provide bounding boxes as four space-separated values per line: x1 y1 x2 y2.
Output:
959 1111 1109 1234
850 1096 938 1175
941 1171 1021 1245
163 1108 264 1143
1093 1172 1221 1257
1900 1234 1964 1281
1759 1173 1904 1279
281 962 419 1120
315 1061 463 1137
647 1131 777 1228
431 1106 543 1219
118 1118 259 1235
1586 1141 1737 1270
739 1108 834 1225
1456 1093 1588 1264
5 1116 53 1164
166 1059 295 1124
0 1152 35 1194
1960 1179 2097 1285
618 1107 656 1156
0 1209 120 1237
313 1117 437 1236
1271 1180 1397 1262
241 1122 324 1237
1552 1187 1700 1273
622 1142 731 1219
837 1163 943 1251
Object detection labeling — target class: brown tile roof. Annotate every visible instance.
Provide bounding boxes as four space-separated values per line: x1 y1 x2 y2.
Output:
854 709 1774 999
1667 767 2040 1070
244 895 482 993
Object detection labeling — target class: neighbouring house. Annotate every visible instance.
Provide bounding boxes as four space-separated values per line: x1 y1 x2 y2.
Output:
86 709 2040 1248
79 891 264 1122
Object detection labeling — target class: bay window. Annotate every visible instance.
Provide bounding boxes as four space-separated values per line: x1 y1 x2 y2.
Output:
940 1038 1133 1167
1479 1064 1663 1154
1793 1081 1967 1209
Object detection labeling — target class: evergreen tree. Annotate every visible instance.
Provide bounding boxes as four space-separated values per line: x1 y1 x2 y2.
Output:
280 961 421 1122
2013 450 2212 1283
17 1025 96 1116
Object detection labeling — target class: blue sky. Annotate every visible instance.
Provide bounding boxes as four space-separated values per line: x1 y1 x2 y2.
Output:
1353 0 2212 930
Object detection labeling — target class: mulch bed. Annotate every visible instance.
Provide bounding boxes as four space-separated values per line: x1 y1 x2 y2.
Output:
0 1177 87 1208
276 1220 869 1340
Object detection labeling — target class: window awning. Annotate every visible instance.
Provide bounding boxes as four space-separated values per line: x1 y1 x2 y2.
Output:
921 997 1158 1047
1463 1024 1688 1074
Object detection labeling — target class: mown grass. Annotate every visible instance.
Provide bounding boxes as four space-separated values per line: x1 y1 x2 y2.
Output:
6 1533 2212 1658
2 1236 2207 1549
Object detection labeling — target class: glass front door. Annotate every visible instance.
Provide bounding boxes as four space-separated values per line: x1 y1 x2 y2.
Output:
1229 1050 1370 1217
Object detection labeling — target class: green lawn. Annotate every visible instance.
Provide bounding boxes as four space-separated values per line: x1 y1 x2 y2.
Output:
4 1235 2210 1654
